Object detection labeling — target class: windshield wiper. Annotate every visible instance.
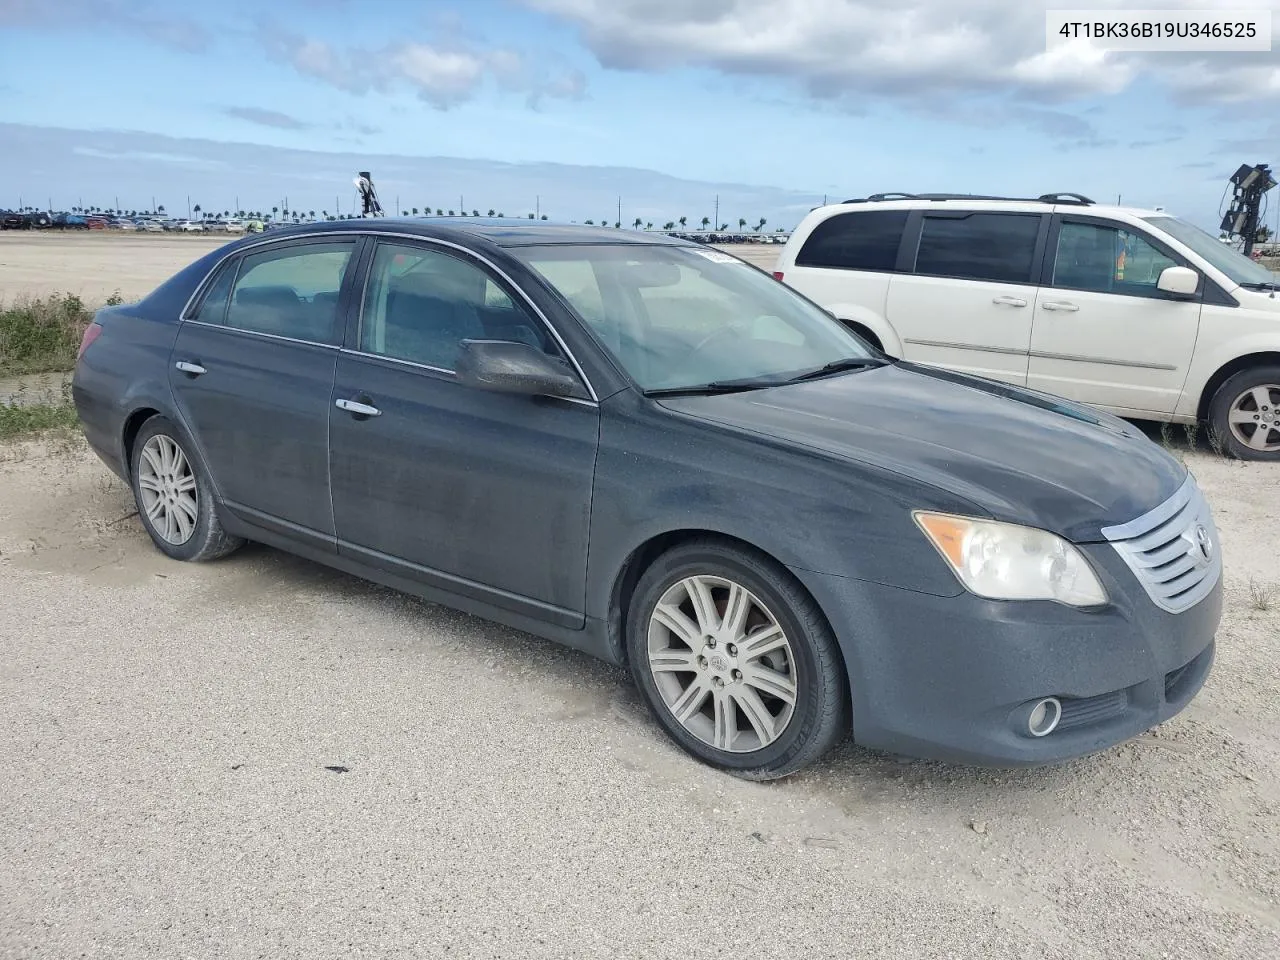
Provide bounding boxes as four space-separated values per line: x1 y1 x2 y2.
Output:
644 378 783 398
1239 280 1280 291
781 356 890 384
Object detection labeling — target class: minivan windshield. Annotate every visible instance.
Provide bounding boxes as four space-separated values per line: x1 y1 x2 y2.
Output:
1143 215 1278 287
514 244 875 392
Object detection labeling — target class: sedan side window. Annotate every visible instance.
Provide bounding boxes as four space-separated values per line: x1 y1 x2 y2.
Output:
224 241 355 344
191 260 237 324
360 242 557 370
1052 222 1178 298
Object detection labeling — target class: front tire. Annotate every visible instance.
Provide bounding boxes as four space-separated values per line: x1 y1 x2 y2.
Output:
129 416 244 561
626 539 849 780
1209 366 1280 461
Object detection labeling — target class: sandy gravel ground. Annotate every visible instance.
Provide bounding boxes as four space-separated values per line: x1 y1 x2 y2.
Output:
1 232 1277 959
0 232 778 304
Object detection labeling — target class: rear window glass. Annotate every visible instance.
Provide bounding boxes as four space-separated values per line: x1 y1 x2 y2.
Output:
913 213 1041 284
795 211 907 272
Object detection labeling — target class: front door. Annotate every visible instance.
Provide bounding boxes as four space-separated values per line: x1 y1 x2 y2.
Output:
886 210 1047 385
1027 218 1202 416
168 238 359 545
328 239 600 626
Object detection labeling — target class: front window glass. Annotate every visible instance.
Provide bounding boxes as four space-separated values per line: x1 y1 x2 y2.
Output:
1052 222 1178 297
1142 215 1277 287
514 244 872 391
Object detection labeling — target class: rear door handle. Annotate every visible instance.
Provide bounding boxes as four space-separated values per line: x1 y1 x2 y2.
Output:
335 397 382 418
1040 301 1080 312
174 360 207 376
992 295 1027 307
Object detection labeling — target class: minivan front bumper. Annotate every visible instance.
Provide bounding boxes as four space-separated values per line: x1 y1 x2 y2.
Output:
790 541 1221 767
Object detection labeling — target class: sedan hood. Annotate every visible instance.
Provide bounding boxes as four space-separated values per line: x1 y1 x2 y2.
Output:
657 362 1186 542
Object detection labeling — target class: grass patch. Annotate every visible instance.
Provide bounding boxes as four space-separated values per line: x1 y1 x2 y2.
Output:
0 291 121 376
0 401 80 439
1248 578 1276 613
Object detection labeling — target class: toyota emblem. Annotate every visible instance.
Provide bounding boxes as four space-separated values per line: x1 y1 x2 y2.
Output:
1185 523 1214 567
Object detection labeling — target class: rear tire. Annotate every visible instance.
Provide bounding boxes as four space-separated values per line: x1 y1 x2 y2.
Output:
1209 366 1280 461
626 538 849 780
129 416 244 562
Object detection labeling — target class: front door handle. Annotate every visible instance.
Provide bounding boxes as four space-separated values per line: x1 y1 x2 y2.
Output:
1040 301 1080 312
992 295 1028 307
174 360 207 376
335 397 382 418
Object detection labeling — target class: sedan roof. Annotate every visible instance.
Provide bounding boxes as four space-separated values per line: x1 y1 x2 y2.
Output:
255 217 692 248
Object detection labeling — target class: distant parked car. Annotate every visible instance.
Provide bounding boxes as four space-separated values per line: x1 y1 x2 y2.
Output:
205 220 228 233
114 219 136 231
176 220 205 233
86 216 108 230
224 219 245 234
2 211 26 229
140 220 165 233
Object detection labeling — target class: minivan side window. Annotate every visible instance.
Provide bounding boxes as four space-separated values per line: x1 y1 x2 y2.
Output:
223 241 356 344
1052 221 1179 298
913 213 1041 284
795 211 909 272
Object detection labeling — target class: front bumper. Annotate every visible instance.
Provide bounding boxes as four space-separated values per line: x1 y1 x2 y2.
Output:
790 542 1221 766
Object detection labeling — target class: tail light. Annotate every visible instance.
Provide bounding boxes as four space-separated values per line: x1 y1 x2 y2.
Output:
77 321 103 360
772 271 785 281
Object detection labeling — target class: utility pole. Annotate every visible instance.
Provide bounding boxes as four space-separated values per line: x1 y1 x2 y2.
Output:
187 195 191 218
460 194 464 214
396 195 400 216
114 195 119 213
536 195 540 219
617 195 621 227
714 194 719 230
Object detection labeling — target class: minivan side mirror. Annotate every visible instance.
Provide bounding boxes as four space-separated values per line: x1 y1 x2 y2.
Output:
1157 265 1199 297
455 339 578 397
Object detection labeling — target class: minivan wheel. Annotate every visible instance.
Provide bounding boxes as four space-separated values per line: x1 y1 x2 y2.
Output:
626 539 849 780
1209 366 1280 460
129 417 244 561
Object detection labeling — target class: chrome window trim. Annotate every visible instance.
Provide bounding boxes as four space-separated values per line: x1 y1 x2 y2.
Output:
182 318 342 350
177 229 600 402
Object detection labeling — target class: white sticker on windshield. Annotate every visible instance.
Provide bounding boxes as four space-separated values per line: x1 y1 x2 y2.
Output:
689 248 741 264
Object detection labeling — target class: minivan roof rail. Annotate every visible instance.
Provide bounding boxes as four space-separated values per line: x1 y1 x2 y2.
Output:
841 192 1095 206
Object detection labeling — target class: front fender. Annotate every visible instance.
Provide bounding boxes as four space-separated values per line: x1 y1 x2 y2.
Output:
1176 328 1280 419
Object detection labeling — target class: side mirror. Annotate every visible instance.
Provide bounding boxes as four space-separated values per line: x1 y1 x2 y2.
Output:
455 339 578 397
1157 265 1199 297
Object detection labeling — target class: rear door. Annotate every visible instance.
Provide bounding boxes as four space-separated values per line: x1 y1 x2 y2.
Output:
886 209 1048 384
1026 216 1202 416
168 237 360 548
327 238 600 625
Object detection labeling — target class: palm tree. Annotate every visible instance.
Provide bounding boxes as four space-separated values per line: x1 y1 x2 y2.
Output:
411 207 418 215
487 208 496 217
678 216 687 230
738 218 747 231
755 217 767 232
308 210 315 221
585 219 595 225
528 213 536 219
720 223 729 231
499 212 505 218
645 222 653 231
632 217 643 230
663 221 675 231
436 208 443 216
193 204 202 218
540 214 548 220
700 217 710 230
158 204 165 214
472 209 479 217
448 209 455 216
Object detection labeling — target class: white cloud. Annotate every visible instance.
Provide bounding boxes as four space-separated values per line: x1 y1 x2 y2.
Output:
257 24 587 110
524 0 1279 105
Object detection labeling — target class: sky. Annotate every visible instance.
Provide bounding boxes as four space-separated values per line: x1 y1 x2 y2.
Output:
0 0 1278 231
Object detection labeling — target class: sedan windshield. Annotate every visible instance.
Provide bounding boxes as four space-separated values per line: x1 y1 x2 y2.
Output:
1143 215 1278 287
514 244 874 391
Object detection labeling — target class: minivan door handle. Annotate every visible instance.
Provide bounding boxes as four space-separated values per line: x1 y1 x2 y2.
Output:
991 295 1028 307
335 397 382 418
1040 301 1080 312
174 360 207 376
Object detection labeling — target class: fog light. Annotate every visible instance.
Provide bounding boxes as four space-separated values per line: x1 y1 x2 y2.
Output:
1027 697 1062 737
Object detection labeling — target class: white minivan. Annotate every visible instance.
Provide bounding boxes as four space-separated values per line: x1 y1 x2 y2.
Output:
774 193 1280 460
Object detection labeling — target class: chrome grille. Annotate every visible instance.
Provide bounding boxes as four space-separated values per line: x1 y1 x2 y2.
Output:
1100 474 1221 614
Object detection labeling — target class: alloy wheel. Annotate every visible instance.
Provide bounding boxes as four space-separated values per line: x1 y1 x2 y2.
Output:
137 435 198 545
1227 384 1280 453
646 574 798 753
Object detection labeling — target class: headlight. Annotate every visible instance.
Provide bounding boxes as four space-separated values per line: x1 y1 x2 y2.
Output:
913 512 1107 607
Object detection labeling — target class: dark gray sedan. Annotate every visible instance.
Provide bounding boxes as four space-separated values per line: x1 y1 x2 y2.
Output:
72 220 1222 778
